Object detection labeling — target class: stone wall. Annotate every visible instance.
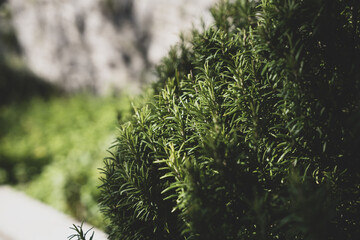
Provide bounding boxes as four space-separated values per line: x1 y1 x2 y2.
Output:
8 0 219 94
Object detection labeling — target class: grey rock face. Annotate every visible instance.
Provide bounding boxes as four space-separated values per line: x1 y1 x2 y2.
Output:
8 0 218 94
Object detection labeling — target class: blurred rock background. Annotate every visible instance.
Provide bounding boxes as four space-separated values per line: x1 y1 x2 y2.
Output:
5 0 218 94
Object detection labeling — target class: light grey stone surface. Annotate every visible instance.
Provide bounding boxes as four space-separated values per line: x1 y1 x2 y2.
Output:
8 0 219 94
0 186 107 240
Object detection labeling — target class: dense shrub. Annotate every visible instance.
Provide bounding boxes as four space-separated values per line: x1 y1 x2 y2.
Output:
100 0 360 239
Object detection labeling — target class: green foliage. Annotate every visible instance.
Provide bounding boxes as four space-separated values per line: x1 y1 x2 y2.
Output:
100 0 360 239
0 94 132 228
68 222 95 240
154 35 195 94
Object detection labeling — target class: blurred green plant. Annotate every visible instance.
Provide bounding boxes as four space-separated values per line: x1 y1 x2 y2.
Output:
100 0 360 239
0 93 132 228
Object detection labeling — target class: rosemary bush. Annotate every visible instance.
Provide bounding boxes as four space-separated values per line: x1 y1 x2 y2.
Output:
100 0 360 239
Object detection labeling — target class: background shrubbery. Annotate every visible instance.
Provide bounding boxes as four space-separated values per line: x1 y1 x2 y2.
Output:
100 0 359 239
0 92 133 228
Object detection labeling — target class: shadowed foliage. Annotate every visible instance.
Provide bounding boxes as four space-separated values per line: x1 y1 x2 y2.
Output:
100 0 360 239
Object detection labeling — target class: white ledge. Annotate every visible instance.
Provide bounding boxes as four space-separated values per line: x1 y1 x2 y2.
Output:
0 186 107 240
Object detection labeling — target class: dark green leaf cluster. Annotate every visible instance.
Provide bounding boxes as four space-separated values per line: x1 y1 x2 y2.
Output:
100 0 360 239
68 222 95 240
